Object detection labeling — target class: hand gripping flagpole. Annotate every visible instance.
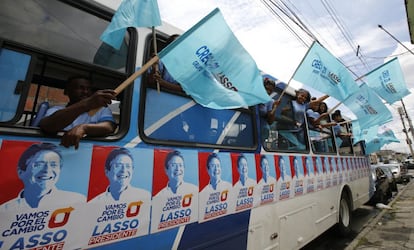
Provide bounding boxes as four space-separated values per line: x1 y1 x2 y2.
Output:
88 56 159 116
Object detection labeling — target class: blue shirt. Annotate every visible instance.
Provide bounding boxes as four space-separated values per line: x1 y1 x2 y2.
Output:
45 106 115 131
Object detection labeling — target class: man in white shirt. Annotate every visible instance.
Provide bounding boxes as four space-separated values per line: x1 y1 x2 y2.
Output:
90 148 151 203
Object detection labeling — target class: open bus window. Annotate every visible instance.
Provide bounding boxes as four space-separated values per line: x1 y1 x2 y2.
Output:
0 0 134 139
260 88 308 152
140 34 256 150
309 127 336 154
335 122 354 155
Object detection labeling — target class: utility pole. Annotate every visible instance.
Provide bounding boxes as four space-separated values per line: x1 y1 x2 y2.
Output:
398 106 414 156
401 99 414 143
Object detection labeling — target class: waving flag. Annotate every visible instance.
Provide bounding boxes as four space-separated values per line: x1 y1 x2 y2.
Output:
365 128 399 154
364 57 410 104
100 0 162 49
352 121 379 144
344 83 392 128
292 41 359 101
158 8 271 109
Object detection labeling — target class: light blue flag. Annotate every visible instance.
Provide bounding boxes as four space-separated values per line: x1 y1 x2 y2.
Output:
365 129 399 154
158 8 271 109
364 57 411 104
352 121 378 144
378 128 400 143
344 83 393 128
365 138 386 154
292 41 359 101
100 0 162 49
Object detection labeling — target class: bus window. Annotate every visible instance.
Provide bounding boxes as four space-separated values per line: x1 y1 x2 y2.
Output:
261 88 308 152
308 126 336 154
0 48 33 123
140 35 257 150
0 0 134 139
0 0 128 72
353 140 365 156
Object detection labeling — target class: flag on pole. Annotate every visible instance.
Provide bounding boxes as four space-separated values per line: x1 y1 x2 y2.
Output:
365 128 399 154
158 8 271 109
100 0 162 49
352 121 378 144
363 57 411 104
292 41 359 101
343 83 392 128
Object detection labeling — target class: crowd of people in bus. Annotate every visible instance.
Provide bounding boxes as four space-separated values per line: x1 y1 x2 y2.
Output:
259 77 353 153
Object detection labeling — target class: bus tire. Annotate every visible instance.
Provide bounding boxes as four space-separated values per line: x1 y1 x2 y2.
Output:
337 192 352 236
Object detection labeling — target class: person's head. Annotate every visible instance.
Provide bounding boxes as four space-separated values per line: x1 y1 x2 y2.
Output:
64 76 93 105
237 154 249 178
318 102 328 113
105 148 134 190
165 150 185 183
332 110 342 122
295 88 311 104
263 78 275 95
308 101 319 111
260 155 270 176
207 153 222 183
18 143 62 193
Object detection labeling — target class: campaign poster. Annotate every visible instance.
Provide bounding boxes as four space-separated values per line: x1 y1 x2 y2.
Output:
303 156 315 194
337 157 343 185
275 155 291 201
198 152 234 222
331 157 338 186
151 149 198 233
323 157 332 188
290 156 304 197
0 140 92 250
85 146 153 247
231 153 257 213
313 156 324 191
348 158 354 181
254 154 276 206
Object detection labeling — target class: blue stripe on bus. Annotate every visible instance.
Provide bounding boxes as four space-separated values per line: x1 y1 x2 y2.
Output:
178 210 251 249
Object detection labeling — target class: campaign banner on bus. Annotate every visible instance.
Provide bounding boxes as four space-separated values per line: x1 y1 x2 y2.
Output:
0 140 92 250
254 154 276 206
290 156 304 197
275 155 292 201
323 157 332 188
336 158 343 185
198 152 234 222
302 156 315 193
84 146 152 247
313 156 324 191
151 149 199 233
231 153 257 213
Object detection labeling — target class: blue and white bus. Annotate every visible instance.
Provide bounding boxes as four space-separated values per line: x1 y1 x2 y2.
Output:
0 1 371 249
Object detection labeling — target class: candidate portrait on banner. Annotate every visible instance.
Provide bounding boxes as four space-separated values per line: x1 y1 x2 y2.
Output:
151 149 198 233
255 154 276 206
232 153 257 212
0 141 91 211
86 146 153 243
199 152 234 222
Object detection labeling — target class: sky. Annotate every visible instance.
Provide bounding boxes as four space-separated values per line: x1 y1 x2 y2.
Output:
101 0 414 154
154 0 414 154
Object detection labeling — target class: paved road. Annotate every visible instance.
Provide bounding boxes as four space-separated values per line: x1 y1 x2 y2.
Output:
301 182 409 250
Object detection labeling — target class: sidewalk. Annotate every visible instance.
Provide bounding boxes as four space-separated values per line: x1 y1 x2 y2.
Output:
346 180 414 250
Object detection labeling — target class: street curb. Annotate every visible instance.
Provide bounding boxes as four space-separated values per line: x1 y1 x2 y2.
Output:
344 180 413 250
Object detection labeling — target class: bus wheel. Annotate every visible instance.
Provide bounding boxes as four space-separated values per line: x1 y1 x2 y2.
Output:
337 192 352 236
